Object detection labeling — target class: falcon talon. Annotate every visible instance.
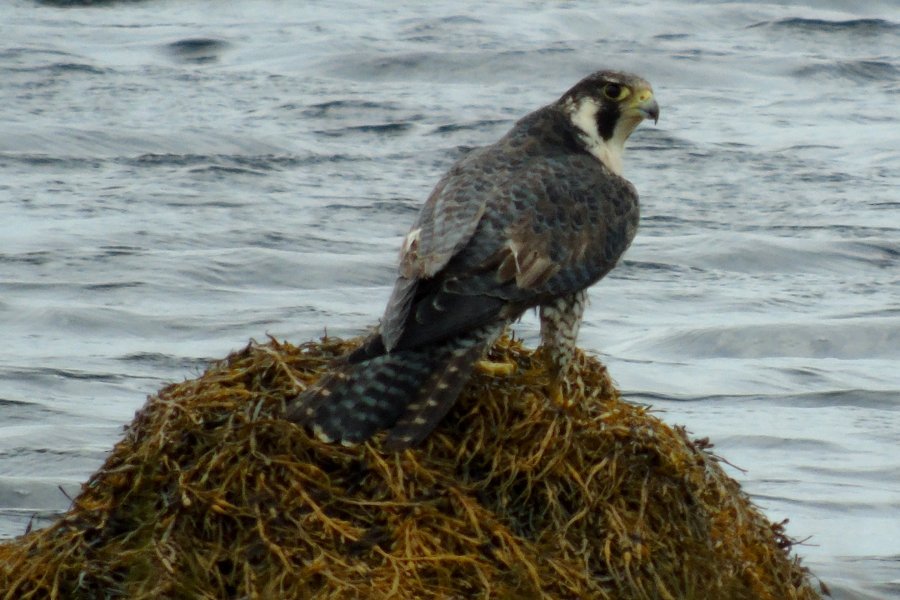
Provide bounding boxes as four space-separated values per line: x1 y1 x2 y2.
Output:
475 359 517 377
286 70 658 448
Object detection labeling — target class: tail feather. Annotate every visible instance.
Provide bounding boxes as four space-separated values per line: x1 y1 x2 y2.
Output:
286 325 501 448
383 327 497 449
286 345 436 445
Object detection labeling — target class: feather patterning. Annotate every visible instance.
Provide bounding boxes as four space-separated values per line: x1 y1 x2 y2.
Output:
286 70 659 448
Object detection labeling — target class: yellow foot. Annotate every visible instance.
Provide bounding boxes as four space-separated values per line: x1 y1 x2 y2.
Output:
548 379 574 409
475 359 517 377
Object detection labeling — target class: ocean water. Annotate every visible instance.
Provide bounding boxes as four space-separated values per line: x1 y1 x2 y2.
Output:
1 0 898 597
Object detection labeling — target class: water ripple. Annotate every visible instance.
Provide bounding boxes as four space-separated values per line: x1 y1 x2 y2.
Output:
750 17 899 36
793 60 900 83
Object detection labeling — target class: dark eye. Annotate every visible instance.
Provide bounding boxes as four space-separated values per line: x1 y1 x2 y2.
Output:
603 83 628 101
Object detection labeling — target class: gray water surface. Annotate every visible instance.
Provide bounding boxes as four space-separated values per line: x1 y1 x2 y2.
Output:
1 1 898 598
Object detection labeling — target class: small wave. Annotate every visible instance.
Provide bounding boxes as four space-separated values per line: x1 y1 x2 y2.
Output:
430 119 507 135
318 50 587 84
0 47 71 60
845 241 900 268
0 153 104 169
537 44 575 56
720 434 847 453
641 214 716 228
793 60 899 83
783 389 900 410
0 251 53 266
165 38 228 54
625 260 692 275
749 17 898 36
653 32 691 41
629 389 900 409
747 492 889 513
800 463 900 484
779 144 841 152
642 320 900 360
82 281 145 291
97 245 142 257
314 123 414 138
400 15 483 42
0 125 288 158
163 38 229 64
0 398 52 413
298 100 399 118
188 164 267 178
126 153 373 175
17 367 126 383
2 62 107 76
672 234 899 274
117 352 212 372
37 0 150 5
366 200 421 217
633 129 693 150
48 62 105 75
123 153 325 170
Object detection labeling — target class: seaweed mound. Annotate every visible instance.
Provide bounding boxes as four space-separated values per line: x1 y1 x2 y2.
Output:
0 337 820 599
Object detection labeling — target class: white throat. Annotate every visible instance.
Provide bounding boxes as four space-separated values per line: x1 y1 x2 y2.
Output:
566 97 626 177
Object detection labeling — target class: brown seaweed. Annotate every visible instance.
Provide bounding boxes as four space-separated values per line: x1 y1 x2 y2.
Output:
0 336 821 599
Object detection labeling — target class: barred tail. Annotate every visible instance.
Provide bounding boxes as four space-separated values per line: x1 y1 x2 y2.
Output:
286 325 501 449
383 325 500 449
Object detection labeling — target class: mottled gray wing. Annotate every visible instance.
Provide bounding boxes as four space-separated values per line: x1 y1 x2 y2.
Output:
485 156 640 301
380 148 495 351
388 152 640 351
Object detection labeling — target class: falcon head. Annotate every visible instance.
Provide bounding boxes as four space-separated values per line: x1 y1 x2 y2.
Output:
558 70 659 176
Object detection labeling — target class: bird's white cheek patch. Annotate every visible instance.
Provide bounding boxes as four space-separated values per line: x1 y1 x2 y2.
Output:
568 97 601 144
567 97 624 177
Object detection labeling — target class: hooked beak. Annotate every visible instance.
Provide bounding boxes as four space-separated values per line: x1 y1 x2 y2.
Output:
630 88 659 124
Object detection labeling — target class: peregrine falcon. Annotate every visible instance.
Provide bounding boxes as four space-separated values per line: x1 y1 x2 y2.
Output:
287 70 659 449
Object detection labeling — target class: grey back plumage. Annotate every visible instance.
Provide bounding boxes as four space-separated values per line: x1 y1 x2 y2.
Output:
380 104 639 350
287 70 653 448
